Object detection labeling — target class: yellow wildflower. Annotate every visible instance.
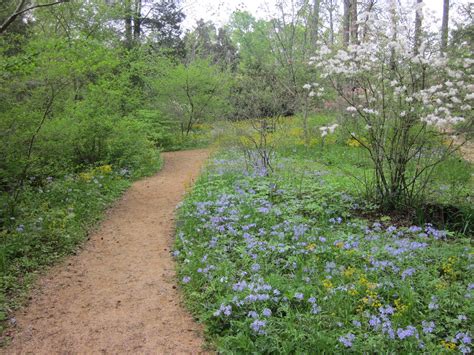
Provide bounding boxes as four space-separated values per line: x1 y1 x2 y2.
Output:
348 288 359 296
96 164 112 174
358 276 369 286
343 267 356 278
323 279 334 290
441 340 457 351
442 256 458 279
347 138 361 147
394 299 408 314
306 243 316 251
79 172 93 182
367 282 377 290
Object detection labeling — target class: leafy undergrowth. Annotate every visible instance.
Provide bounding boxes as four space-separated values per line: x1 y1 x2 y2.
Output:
0 158 162 333
175 152 473 354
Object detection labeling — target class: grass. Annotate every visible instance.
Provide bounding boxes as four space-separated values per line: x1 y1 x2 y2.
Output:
174 115 473 353
0 156 162 336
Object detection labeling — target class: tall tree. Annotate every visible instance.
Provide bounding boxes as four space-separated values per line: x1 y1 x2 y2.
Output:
121 0 185 52
343 0 350 47
142 0 185 55
350 0 358 44
215 28 238 69
441 0 449 53
389 0 398 70
324 0 337 46
362 0 375 42
311 0 320 45
133 0 141 41
124 0 133 48
413 0 423 55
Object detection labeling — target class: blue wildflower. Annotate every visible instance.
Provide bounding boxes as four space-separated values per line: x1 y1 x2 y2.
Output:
456 332 472 344
339 333 355 348
214 304 232 317
251 263 261 272
250 319 267 334
401 268 416 280
294 292 304 300
247 311 258 318
428 296 439 310
182 276 191 284
369 315 381 329
422 321 435 334
262 308 272 317
397 326 418 340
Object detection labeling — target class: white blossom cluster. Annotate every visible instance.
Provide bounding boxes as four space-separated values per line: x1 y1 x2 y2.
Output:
303 82 325 98
319 123 339 137
308 4 473 131
416 74 473 128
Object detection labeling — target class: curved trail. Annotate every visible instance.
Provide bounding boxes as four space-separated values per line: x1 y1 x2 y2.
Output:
4 149 210 354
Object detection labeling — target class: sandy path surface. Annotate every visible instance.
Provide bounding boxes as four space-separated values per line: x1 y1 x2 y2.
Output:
3 149 210 354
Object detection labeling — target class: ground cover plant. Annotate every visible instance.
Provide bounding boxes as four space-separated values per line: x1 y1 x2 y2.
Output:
175 141 473 353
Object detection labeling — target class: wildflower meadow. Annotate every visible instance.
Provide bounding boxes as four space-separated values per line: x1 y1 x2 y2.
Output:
175 147 473 353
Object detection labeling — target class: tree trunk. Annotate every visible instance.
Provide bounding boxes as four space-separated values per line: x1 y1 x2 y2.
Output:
328 0 334 46
441 0 449 54
124 0 133 48
343 0 350 47
413 0 423 55
350 0 358 44
311 0 320 46
389 0 397 71
133 0 141 42
362 0 375 42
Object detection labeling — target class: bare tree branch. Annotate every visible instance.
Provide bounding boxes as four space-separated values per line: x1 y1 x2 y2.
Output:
0 0 69 35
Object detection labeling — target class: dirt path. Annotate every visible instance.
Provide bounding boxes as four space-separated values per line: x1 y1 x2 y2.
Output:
3 149 210 354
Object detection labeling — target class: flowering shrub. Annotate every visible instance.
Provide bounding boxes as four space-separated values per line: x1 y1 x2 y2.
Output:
307 6 472 209
175 153 472 353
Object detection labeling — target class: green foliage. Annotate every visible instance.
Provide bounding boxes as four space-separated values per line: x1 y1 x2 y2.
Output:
226 10 313 118
0 1 172 331
184 20 238 70
155 59 231 136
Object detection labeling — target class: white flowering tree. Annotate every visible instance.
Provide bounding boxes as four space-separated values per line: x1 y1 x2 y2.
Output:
310 3 472 209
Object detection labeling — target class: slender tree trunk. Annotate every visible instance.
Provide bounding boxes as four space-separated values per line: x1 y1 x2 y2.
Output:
441 0 449 54
343 0 350 47
133 0 141 42
390 0 397 71
350 0 358 44
328 0 335 46
413 0 423 55
124 0 133 48
362 0 374 42
311 0 320 46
